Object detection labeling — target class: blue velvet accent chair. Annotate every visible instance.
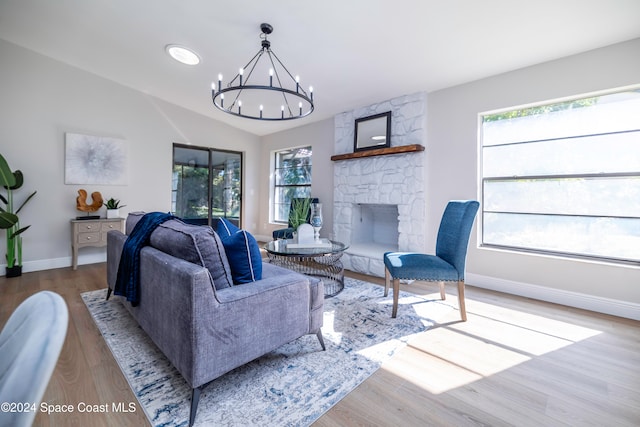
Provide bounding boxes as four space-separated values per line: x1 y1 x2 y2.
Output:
383 200 479 321
272 197 319 240
0 291 68 427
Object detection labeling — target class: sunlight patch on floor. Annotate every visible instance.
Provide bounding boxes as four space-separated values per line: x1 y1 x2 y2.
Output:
322 310 343 345
382 346 488 394
380 297 602 394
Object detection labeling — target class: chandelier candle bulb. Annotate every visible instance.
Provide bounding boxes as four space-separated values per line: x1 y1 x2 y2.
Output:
296 75 300 92
281 105 284 119
220 93 224 108
218 74 222 91
239 68 243 86
299 102 302 115
269 68 274 86
238 100 242 114
309 86 314 101
260 104 264 118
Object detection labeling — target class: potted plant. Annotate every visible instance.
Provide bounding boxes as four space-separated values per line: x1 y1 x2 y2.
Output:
0 154 37 278
288 197 311 230
104 197 125 219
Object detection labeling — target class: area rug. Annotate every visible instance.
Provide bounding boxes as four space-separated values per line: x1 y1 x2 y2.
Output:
82 278 455 426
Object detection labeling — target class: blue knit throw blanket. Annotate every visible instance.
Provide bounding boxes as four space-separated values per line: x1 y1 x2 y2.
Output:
114 212 175 306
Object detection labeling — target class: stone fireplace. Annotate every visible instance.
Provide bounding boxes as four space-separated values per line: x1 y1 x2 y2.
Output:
333 93 427 277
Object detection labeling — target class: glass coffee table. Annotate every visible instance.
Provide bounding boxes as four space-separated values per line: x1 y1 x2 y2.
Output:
264 239 349 297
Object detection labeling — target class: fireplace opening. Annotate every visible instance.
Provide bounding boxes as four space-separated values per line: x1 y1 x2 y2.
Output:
348 203 399 257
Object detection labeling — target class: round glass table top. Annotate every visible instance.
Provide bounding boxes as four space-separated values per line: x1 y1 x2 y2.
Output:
264 239 348 257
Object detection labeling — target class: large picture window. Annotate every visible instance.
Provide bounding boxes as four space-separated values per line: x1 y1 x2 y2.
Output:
480 86 640 263
272 146 312 223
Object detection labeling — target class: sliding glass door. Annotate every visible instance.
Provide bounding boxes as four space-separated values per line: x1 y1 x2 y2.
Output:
172 144 242 228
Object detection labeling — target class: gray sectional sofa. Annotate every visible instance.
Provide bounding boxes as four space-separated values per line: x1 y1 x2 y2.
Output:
106 214 325 426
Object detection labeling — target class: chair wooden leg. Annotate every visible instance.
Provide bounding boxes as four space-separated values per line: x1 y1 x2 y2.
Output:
384 267 390 297
457 280 467 321
439 281 446 300
392 278 400 318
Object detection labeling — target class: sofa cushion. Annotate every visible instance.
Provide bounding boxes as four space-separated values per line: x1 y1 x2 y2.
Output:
149 219 234 290
125 211 145 235
217 217 240 238
220 230 262 284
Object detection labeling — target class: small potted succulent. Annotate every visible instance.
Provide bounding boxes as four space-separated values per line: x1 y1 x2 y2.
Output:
104 198 126 219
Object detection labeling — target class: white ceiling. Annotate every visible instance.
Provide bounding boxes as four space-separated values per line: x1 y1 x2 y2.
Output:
1 0 639 136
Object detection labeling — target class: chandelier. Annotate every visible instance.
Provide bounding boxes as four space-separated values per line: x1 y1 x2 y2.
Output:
211 23 314 121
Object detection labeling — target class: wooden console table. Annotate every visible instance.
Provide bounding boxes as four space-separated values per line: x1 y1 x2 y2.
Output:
71 218 124 270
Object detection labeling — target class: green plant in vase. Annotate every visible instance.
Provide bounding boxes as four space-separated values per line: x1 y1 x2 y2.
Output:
104 197 126 219
288 197 311 230
0 154 37 277
104 198 125 210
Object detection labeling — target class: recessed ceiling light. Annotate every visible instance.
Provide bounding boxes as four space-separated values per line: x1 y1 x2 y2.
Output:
166 44 200 65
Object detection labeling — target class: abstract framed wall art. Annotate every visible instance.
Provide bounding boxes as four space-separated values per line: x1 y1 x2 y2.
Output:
65 133 128 185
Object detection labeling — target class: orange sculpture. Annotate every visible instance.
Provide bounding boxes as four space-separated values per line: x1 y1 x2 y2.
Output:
76 189 103 213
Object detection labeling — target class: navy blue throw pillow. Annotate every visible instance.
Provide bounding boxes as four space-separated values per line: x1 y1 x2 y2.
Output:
217 217 240 238
220 229 262 284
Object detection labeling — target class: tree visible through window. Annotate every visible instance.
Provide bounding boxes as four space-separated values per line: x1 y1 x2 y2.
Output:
480 86 640 263
273 146 312 223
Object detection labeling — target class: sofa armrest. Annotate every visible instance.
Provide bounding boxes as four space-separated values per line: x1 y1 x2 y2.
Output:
106 230 126 290
215 269 309 304
190 271 315 386
261 262 324 332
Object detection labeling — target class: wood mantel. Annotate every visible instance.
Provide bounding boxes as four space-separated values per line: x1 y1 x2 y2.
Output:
330 144 425 161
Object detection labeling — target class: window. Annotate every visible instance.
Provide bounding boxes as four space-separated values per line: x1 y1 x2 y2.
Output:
172 144 242 228
272 146 312 223
480 86 640 263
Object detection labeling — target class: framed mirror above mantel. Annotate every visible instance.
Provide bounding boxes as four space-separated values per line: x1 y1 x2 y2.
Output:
354 111 391 152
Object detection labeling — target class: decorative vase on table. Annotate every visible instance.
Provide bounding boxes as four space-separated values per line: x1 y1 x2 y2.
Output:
310 203 323 241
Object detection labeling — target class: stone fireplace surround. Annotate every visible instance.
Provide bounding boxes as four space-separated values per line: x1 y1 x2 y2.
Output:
333 93 427 277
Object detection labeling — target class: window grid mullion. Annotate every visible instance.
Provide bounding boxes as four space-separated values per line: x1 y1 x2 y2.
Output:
482 128 640 148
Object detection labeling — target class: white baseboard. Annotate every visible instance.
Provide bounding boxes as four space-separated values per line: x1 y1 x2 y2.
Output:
1 253 107 275
466 273 640 321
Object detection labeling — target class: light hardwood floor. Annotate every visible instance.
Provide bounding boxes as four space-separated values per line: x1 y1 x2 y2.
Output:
1 264 638 426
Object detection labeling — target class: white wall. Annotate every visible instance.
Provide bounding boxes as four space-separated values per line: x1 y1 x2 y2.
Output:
426 38 640 318
257 119 334 242
0 39 260 272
